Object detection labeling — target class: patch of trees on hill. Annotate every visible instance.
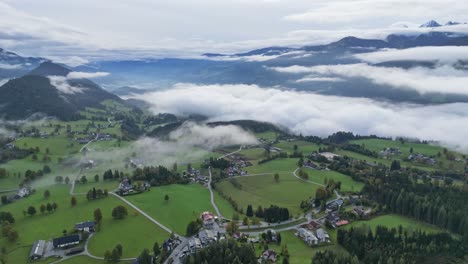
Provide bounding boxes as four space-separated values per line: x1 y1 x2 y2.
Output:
0 147 33 163
132 165 188 186
182 239 257 264
363 172 468 237
261 205 290 223
337 225 466 264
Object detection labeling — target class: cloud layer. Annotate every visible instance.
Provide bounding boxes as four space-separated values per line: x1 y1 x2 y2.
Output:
354 46 468 64
84 122 258 167
272 64 468 96
48 71 110 94
134 83 468 152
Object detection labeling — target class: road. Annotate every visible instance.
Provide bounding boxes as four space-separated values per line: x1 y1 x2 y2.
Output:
292 168 326 187
207 167 222 218
217 145 243 160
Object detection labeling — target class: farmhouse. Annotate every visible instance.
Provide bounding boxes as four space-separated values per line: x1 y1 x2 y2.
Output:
379 147 402 158
296 228 318 246
318 152 341 161
29 240 46 260
52 234 80 249
316 228 330 243
74 221 95 232
200 211 216 229
260 249 277 263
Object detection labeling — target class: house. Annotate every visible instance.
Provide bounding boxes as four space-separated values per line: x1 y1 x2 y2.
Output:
318 152 341 161
296 228 318 246
52 234 80 248
379 148 402 158
315 228 330 243
15 187 31 199
74 221 95 232
4 143 15 149
200 211 216 229
118 177 133 195
335 220 349 227
326 199 344 212
188 238 202 253
260 250 277 263
262 229 277 242
198 229 217 245
29 240 46 260
64 246 84 256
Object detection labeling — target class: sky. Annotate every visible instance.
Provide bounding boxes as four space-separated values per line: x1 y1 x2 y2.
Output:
1 0 468 60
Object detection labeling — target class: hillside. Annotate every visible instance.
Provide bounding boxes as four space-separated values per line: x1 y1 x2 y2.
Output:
0 62 122 120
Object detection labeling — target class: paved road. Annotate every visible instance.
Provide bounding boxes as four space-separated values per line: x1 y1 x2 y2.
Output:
292 168 326 187
217 145 243 160
207 167 222 218
0 189 18 193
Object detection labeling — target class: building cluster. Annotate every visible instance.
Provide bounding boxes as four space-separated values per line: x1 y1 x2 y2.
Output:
379 147 402 158
30 221 94 260
180 229 220 260
325 212 349 229
6 186 32 203
117 177 150 196
296 226 330 246
225 154 251 177
407 153 437 166
184 168 208 185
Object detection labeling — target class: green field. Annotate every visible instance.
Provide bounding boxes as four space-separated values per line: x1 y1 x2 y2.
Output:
125 184 216 234
215 174 320 215
0 185 169 262
60 255 132 264
350 138 465 172
245 158 298 174
305 168 364 192
274 140 322 154
345 214 444 234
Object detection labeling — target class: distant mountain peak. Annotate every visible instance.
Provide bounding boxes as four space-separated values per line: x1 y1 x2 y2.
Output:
445 21 461 26
420 20 441 28
28 61 71 77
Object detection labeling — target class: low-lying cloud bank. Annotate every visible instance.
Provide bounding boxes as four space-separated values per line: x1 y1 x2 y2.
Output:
272 64 468 96
48 71 110 94
354 46 468 64
134 83 468 152
84 122 258 167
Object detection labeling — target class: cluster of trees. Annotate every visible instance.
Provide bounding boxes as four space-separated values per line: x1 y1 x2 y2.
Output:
182 239 257 264
312 250 359 264
0 212 15 224
132 165 186 186
104 244 124 262
186 218 203 236
206 157 231 170
363 172 468 237
111 205 128 220
103 169 123 181
337 225 466 263
1 222 19 242
341 143 378 158
297 169 309 180
0 146 33 163
30 201 58 216
258 152 288 164
86 188 108 201
262 205 290 223
229 178 242 190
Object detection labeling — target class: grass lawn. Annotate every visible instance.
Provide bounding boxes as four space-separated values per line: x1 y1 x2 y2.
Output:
245 158 298 174
274 140 322 155
125 184 216 235
60 255 132 264
255 131 278 142
212 190 238 219
88 207 169 258
253 230 345 264
305 168 364 193
345 214 444 234
215 173 320 216
238 148 266 161
350 138 465 172
0 185 168 261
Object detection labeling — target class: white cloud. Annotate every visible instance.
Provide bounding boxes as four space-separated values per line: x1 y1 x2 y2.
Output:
47 71 110 94
284 0 468 24
67 71 109 79
169 122 259 149
134 83 468 152
0 63 22 70
296 76 344 83
354 46 468 64
83 122 258 167
2 1 468 59
272 64 468 95
47 56 90 67
48 75 85 94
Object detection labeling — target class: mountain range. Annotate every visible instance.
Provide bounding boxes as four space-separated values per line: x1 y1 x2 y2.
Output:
0 62 122 120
